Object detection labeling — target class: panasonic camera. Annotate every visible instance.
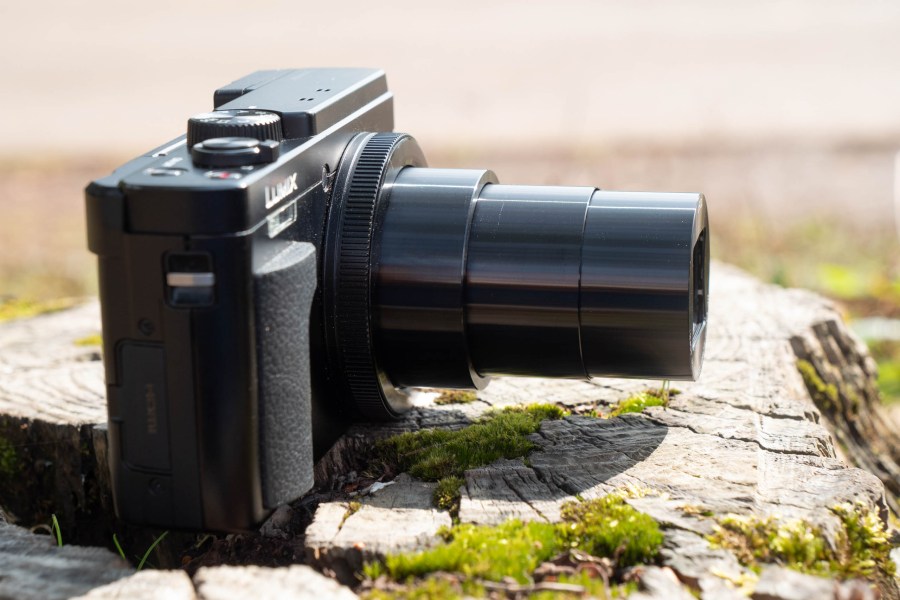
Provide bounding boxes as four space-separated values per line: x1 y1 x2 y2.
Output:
86 68 709 532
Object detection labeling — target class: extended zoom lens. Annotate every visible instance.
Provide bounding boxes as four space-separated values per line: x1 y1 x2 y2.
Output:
324 133 708 419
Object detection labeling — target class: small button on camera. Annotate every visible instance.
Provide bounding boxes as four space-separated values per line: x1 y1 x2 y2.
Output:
144 167 186 177
204 170 243 180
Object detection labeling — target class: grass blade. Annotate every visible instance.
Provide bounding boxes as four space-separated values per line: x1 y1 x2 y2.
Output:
112 533 127 561
136 531 169 571
50 514 62 547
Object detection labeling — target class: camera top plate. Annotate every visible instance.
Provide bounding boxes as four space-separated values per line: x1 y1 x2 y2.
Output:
213 69 390 140
86 69 395 240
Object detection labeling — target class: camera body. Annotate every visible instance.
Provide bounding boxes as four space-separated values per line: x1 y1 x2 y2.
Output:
87 69 397 531
87 69 709 533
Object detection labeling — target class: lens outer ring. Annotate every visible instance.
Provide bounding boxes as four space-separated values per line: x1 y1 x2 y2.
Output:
579 191 709 380
323 132 427 419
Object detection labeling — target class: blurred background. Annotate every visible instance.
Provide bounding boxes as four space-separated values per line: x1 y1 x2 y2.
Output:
1 0 899 405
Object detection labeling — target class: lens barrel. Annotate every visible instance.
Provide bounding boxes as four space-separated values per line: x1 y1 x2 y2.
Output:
325 133 708 419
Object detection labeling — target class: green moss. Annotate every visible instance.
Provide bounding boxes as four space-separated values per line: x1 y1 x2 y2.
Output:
377 404 566 483
433 476 464 516
708 501 895 580
433 390 478 405
371 518 560 584
375 404 565 519
710 514 828 574
364 492 663 588
340 501 362 529
610 392 668 417
680 504 715 518
558 493 664 566
0 297 79 322
363 572 636 600
73 333 102 347
868 340 900 404
363 576 484 599
608 382 680 418
0 437 18 477
532 573 638 600
831 501 896 579
797 359 838 410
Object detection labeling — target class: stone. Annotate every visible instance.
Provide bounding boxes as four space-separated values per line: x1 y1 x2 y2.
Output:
752 565 877 600
73 570 196 600
0 518 132 600
631 566 701 600
193 565 356 600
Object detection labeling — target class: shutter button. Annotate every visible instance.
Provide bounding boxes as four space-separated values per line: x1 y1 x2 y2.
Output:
202 138 260 151
191 136 280 168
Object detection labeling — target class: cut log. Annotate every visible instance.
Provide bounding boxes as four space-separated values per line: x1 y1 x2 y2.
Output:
0 302 112 547
791 321 900 514
1 263 898 599
306 264 900 598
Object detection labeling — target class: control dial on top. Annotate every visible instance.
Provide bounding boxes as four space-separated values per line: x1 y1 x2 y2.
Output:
187 109 283 147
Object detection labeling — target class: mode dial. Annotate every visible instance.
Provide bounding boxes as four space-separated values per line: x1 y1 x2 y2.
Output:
187 109 282 147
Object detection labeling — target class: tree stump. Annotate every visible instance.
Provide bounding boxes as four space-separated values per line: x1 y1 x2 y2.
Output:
1 262 898 599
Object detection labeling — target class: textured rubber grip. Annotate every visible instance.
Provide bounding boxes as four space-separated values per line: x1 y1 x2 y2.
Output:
253 241 317 508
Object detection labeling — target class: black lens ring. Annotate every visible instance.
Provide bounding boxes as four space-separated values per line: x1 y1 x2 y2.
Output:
324 132 426 419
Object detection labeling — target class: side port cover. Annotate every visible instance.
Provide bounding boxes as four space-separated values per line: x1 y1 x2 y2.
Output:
119 343 171 471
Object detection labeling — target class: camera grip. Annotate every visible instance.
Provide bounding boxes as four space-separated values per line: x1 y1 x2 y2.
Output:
253 241 317 508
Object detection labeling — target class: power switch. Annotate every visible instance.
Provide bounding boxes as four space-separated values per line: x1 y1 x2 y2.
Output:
166 252 215 307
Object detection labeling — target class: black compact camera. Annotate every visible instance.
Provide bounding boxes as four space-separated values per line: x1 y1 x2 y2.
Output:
86 68 709 532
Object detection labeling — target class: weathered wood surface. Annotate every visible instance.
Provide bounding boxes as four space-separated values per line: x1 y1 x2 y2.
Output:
305 473 452 583
304 264 900 598
0 303 111 546
1 263 899 599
